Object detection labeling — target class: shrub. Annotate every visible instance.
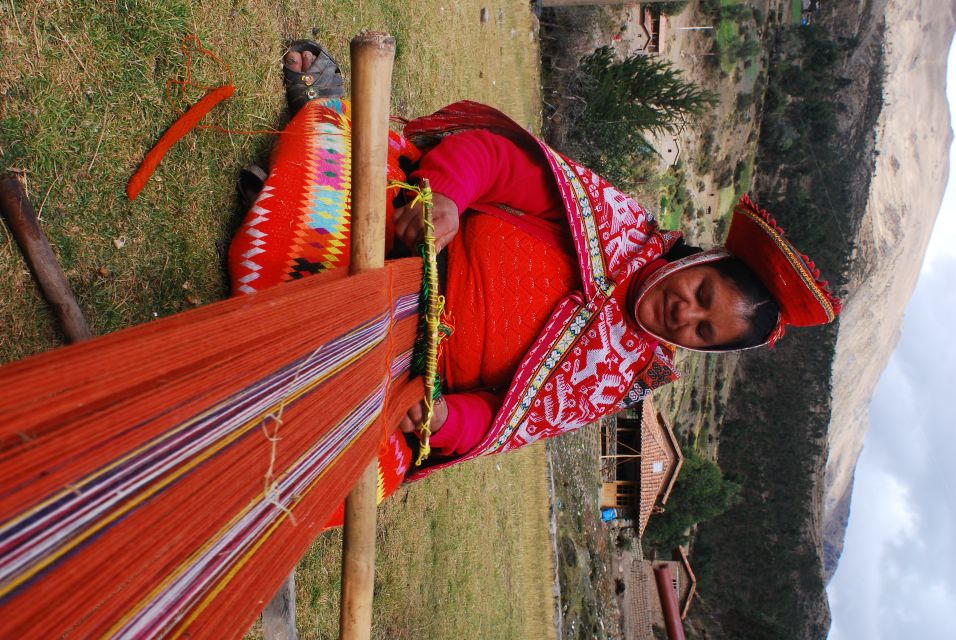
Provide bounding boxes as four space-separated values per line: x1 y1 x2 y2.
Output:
642 446 741 550
562 46 716 185
649 1 691 17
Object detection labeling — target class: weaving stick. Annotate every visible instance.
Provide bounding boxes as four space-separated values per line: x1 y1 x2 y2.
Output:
340 31 396 640
0 172 92 342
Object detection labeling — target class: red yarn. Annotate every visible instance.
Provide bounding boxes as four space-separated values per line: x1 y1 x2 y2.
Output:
0 259 424 638
126 83 234 201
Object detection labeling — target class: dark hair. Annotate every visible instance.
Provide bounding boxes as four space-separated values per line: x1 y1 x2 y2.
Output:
663 241 780 349
663 239 704 261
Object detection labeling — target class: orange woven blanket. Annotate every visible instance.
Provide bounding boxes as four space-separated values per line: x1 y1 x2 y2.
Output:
0 260 422 638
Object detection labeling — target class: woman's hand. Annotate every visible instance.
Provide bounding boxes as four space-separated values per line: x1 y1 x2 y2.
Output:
398 397 448 436
393 192 460 252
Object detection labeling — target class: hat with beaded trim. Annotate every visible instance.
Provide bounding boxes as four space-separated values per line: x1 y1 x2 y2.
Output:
724 195 841 345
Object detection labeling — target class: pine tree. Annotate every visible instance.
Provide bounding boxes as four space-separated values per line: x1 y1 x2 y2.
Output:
565 46 716 184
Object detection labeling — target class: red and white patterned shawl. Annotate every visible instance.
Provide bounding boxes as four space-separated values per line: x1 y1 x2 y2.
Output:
404 102 683 478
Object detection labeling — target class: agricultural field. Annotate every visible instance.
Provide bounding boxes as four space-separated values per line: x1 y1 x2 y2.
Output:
1 2 554 639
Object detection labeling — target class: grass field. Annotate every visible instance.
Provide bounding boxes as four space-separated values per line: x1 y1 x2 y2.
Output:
251 444 557 640
0 0 540 362
1 2 554 638
791 0 804 23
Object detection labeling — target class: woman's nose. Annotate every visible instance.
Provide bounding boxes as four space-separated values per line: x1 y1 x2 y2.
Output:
674 298 705 326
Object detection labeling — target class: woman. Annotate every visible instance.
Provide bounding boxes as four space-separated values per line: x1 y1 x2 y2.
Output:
232 42 839 496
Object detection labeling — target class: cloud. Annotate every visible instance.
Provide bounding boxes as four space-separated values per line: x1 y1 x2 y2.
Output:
828 203 956 640
828 451 919 639
828 41 956 637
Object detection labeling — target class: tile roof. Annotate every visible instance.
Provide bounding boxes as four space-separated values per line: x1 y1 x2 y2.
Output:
638 397 683 537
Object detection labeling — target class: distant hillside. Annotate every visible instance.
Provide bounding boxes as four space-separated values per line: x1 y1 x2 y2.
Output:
823 0 955 580
687 2 888 637
690 328 837 639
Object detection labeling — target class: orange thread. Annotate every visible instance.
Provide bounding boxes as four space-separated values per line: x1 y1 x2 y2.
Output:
165 35 287 137
127 35 289 201
165 35 234 110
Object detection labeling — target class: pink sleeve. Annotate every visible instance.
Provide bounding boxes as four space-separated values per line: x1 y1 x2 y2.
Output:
428 390 503 457
412 129 563 221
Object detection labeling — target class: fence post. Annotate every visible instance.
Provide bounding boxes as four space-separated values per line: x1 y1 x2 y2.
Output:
263 573 297 640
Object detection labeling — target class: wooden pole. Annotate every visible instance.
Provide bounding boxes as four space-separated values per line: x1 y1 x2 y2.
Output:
263 573 297 640
339 31 395 640
0 172 92 342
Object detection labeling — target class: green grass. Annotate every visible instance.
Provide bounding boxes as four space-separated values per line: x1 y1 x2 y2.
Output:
791 0 804 23
0 0 541 362
734 157 754 200
1 2 552 638
717 185 737 220
660 202 682 231
245 446 556 640
716 18 739 75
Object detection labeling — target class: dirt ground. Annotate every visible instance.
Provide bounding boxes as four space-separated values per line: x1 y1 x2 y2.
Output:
548 421 621 640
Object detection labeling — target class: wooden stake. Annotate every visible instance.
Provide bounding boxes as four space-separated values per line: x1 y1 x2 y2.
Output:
0 172 92 343
339 31 396 640
263 573 297 640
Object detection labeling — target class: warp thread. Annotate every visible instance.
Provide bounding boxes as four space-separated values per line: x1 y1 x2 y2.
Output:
259 344 327 527
0 262 425 638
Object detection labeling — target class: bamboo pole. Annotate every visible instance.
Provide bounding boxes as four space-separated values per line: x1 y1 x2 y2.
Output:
0 172 92 342
339 31 396 640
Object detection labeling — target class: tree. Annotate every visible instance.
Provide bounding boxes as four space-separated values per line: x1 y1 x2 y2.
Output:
649 1 691 17
642 446 741 550
563 46 716 185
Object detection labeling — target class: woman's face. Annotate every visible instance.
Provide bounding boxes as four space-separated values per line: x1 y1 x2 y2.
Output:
635 264 752 350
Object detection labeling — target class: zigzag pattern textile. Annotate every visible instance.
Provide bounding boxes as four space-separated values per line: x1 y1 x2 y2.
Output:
0 259 424 638
229 98 417 294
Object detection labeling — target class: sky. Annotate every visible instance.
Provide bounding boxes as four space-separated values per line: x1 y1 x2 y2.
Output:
827 36 956 640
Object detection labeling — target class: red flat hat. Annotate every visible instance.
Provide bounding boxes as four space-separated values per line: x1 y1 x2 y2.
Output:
725 195 841 344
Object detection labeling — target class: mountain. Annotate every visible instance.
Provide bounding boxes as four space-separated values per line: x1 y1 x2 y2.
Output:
823 0 955 580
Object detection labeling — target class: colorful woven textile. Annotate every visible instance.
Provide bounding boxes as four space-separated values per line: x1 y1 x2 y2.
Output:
0 260 424 638
404 102 683 481
228 97 418 516
229 98 419 293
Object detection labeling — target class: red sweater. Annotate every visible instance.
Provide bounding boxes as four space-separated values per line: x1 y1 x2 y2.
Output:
413 129 581 456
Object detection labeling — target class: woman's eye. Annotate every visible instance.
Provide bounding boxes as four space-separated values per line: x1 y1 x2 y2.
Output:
698 322 711 343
